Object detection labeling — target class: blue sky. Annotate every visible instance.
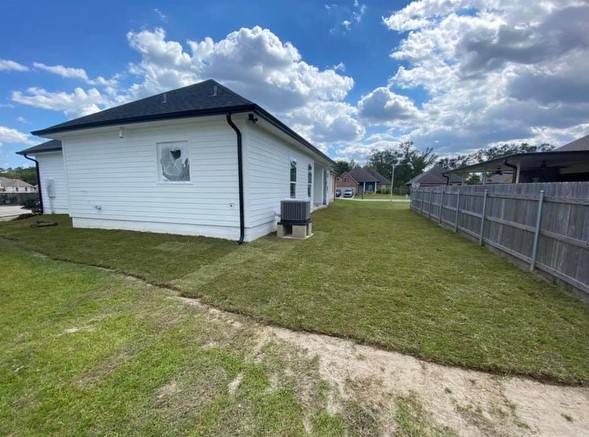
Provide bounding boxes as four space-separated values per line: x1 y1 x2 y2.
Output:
1 0 588 168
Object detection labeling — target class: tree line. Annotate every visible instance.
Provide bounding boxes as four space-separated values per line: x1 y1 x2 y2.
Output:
0 166 38 185
334 142 553 188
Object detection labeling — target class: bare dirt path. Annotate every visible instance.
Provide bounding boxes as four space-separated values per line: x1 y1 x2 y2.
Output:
177 296 589 436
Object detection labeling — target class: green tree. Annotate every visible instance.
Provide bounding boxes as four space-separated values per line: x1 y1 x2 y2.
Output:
472 143 553 162
368 142 438 189
333 160 352 176
0 166 37 185
436 142 554 184
436 154 471 169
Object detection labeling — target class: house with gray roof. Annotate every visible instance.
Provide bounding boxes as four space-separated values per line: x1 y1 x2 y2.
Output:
406 165 462 189
0 176 37 193
17 79 335 242
336 167 390 194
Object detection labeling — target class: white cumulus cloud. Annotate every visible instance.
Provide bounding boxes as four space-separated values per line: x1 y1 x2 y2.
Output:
0 59 28 72
10 26 360 145
379 0 589 151
12 87 111 117
33 62 89 81
0 126 34 145
358 87 421 124
125 26 357 143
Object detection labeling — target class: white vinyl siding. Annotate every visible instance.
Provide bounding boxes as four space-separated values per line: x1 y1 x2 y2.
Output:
61 116 241 239
243 123 332 240
35 150 69 214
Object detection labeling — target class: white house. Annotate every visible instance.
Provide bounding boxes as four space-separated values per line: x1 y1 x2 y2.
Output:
0 176 37 193
18 80 335 242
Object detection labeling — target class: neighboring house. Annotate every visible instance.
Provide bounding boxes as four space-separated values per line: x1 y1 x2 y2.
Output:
18 80 335 242
336 167 389 194
447 134 589 183
0 176 37 193
406 166 462 189
336 172 360 194
16 140 66 213
365 167 391 190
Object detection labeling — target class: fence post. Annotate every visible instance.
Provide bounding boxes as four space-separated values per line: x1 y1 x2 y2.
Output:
439 188 444 224
479 189 488 246
530 190 545 271
454 189 460 232
426 190 430 217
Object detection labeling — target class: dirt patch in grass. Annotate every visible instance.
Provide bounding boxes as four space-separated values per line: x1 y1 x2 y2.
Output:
395 393 457 436
177 295 589 436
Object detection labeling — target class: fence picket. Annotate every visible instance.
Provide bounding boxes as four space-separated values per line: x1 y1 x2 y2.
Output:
410 183 589 295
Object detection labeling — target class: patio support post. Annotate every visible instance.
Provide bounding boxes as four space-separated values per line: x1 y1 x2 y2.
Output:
479 189 488 246
530 190 545 271
454 189 460 232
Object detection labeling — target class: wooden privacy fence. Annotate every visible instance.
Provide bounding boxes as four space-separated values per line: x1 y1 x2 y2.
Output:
410 182 589 295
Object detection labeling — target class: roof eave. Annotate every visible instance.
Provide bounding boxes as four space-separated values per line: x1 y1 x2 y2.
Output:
31 104 257 137
30 102 335 167
16 146 62 156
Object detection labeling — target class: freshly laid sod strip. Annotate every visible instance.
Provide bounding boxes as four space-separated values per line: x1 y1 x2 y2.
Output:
1 202 588 384
0 214 236 284
0 241 351 435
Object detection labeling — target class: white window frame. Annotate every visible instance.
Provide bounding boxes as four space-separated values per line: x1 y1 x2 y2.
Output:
156 141 191 183
307 163 313 198
289 158 297 199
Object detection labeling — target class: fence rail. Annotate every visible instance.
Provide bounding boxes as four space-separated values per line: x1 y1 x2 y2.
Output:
410 182 589 295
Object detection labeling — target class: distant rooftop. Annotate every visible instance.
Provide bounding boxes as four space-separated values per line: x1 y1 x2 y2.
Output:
448 134 589 175
407 165 462 186
556 134 589 152
0 176 35 188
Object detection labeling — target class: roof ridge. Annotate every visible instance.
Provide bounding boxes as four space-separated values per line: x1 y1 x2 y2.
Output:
207 79 255 105
31 79 256 136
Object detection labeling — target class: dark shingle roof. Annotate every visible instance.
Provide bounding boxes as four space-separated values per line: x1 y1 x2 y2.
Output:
364 167 390 184
32 80 254 136
17 139 62 155
407 166 462 185
348 167 378 183
0 176 35 188
30 79 334 165
557 134 589 151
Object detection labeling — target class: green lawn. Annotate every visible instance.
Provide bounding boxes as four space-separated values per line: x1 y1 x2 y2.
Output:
1 202 588 385
0 241 350 435
347 192 408 200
